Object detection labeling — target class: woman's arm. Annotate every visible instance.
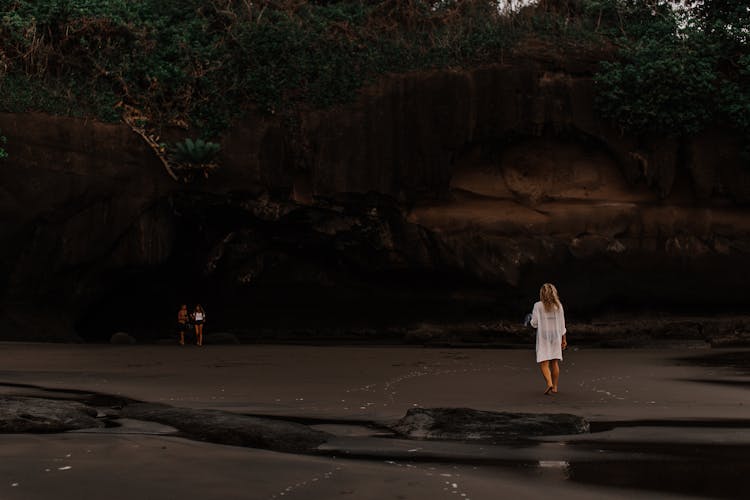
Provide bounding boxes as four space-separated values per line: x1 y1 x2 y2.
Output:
560 305 567 349
530 302 539 328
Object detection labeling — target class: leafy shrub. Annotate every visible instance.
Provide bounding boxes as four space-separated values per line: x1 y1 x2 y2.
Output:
592 0 750 138
0 132 6 160
595 35 718 135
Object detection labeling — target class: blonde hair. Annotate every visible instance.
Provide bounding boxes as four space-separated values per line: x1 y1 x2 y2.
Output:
540 283 561 312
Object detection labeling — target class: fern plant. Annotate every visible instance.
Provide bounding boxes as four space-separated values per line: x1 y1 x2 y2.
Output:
167 138 220 165
160 137 222 182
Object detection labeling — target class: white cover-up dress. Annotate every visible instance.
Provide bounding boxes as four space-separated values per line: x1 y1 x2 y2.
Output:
530 301 566 363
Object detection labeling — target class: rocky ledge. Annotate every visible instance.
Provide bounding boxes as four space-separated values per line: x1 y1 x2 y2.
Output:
121 403 329 453
0 396 104 433
1 394 591 452
390 407 589 441
0 395 328 454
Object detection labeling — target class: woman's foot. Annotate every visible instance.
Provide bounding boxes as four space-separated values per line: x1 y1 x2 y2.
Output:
544 386 553 395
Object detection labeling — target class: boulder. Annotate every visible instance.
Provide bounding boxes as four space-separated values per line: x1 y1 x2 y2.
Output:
110 332 136 345
404 324 442 343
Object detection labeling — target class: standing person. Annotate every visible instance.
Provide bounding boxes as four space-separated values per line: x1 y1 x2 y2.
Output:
192 304 206 346
177 304 189 345
530 283 567 395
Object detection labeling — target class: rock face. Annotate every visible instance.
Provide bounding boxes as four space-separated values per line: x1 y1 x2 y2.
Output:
0 60 749 341
0 112 174 340
390 407 589 441
0 396 104 433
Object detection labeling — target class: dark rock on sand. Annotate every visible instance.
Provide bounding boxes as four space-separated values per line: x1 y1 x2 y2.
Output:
0 396 104 433
707 321 750 347
391 407 589 441
122 403 329 453
710 334 737 346
110 332 136 344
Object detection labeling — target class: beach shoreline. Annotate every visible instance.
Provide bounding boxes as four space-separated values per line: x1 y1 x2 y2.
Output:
1 343 748 499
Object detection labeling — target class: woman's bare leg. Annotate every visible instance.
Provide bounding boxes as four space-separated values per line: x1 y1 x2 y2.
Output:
197 325 203 346
551 360 560 393
539 361 553 394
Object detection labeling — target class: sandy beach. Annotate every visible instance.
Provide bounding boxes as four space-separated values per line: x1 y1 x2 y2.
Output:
1 343 749 499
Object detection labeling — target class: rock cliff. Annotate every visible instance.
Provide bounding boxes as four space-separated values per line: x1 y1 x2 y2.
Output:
1 62 748 341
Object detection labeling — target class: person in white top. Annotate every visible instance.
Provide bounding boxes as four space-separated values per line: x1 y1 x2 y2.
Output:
192 304 207 347
529 283 567 395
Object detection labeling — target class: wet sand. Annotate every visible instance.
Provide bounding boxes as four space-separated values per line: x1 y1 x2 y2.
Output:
1 343 749 499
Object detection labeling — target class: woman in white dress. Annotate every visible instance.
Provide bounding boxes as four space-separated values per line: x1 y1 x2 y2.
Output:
530 283 567 395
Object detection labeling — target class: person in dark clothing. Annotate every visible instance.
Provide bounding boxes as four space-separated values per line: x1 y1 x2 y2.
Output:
177 304 189 345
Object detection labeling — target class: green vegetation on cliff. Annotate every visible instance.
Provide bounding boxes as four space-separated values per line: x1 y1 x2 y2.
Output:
0 0 522 136
593 0 750 139
0 1 747 142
